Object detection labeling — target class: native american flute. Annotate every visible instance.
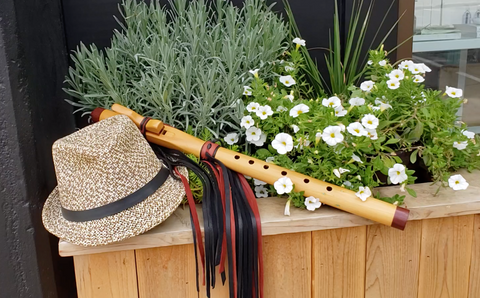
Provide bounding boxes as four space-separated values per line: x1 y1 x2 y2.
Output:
92 104 409 230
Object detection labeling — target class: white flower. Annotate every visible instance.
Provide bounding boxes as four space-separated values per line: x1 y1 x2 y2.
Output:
322 126 344 146
448 174 469 190
272 133 294 154
333 168 341 178
343 181 353 188
379 60 387 66
366 128 378 140
361 114 379 129
322 96 342 108
285 94 294 102
246 127 262 142
453 141 468 150
304 196 322 211
249 69 260 77
255 185 268 198
293 37 306 47
374 99 393 111
246 102 260 113
349 97 365 106
408 63 423 74
274 177 294 194
463 130 475 139
355 186 371 201
251 133 267 146
387 79 400 90
335 106 348 117
360 80 375 92
337 123 346 132
289 103 310 118
243 86 252 96
446 86 463 98
339 168 350 174
285 65 295 72
413 75 425 83
284 199 291 216
367 60 373 65
254 178 267 186
388 164 408 185
266 157 275 163
417 63 432 73
224 133 239 145
399 60 414 70
256 105 273 120
388 69 405 80
244 174 252 180
280 75 296 87
352 153 363 163
347 122 368 137
240 115 254 129
291 125 300 133
277 106 288 112
334 168 350 178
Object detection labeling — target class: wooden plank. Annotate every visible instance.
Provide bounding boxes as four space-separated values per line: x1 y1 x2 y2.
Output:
365 221 422 298
263 233 311 298
312 226 366 298
59 170 480 257
136 244 229 298
469 214 480 298
73 251 138 298
418 215 475 298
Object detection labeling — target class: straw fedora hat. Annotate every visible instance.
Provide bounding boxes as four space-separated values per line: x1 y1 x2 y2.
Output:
42 115 187 246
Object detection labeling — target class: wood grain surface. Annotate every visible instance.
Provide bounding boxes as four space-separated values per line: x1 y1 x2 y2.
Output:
312 226 366 298
469 214 480 298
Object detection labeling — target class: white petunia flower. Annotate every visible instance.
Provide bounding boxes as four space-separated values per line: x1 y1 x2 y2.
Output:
333 168 341 178
322 96 342 108
249 69 260 77
417 63 432 73
387 79 400 90
277 106 288 112
366 128 378 140
388 164 408 185
240 115 254 129
285 93 294 102
246 102 260 113
360 80 375 92
335 106 348 117
285 65 295 72
251 133 267 146
349 97 365 106
255 185 268 198
224 133 239 145
291 125 300 133
322 126 344 146
274 176 294 194
413 75 425 83
339 167 350 174
337 123 346 132
266 156 275 163
367 60 373 65
244 174 252 180
293 37 306 47
347 122 368 137
355 186 371 201
256 105 273 120
243 86 253 96
446 86 463 98
254 178 267 186
289 103 310 118
352 153 363 163
463 130 475 139
388 69 405 81
280 75 296 87
361 114 379 129
343 181 353 188
379 60 387 66
284 199 291 216
374 99 393 111
448 174 469 190
453 141 468 150
272 133 294 154
246 127 261 142
408 63 423 74
399 60 414 70
304 196 322 211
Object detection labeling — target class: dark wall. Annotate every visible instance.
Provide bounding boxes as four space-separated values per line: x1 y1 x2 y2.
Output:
0 0 76 297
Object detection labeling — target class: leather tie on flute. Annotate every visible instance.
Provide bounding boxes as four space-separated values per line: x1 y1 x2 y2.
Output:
92 105 410 230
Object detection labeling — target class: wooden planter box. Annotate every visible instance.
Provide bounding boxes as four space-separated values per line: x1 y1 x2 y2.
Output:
60 170 480 298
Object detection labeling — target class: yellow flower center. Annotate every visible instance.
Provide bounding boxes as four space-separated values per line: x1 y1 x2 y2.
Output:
285 81 290 84
329 102 334 106
368 120 372 124
262 111 266 115
396 171 400 175
297 111 302 115
455 180 459 184
330 133 335 138
283 184 286 188
282 141 286 146
395 75 399 78
252 132 256 135
252 107 256 110
452 92 456 95
354 129 360 133
360 191 364 194
391 83 395 86
246 121 250 124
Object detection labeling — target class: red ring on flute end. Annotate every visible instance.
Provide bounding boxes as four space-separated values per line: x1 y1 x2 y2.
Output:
391 206 410 230
91 108 105 123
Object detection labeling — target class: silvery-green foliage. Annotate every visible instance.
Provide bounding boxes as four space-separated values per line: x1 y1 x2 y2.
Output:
65 0 287 137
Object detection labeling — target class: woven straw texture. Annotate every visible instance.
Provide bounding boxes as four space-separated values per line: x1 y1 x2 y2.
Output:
42 115 186 246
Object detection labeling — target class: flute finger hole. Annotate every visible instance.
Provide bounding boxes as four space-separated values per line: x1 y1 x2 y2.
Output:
326 186 333 191
281 171 287 176
263 165 269 169
249 160 254 165
304 179 310 184
234 155 240 160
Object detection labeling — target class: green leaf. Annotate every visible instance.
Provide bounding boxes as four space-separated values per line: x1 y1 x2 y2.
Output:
373 156 383 170
410 149 418 164
406 187 417 198
406 122 424 143
255 149 271 159
385 138 400 145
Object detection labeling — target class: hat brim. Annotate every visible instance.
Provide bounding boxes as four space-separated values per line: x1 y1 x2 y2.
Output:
42 167 188 247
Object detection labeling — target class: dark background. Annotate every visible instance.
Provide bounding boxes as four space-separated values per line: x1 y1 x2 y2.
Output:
0 0 401 297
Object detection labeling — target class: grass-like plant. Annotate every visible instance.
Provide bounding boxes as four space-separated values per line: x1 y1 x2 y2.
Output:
64 0 288 137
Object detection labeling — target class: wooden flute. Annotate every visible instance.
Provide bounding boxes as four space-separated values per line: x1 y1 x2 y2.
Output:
92 104 409 230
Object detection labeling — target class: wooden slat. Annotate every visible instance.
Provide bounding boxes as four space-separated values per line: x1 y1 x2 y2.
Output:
365 221 422 298
469 214 480 297
312 226 366 298
263 233 311 298
74 251 138 298
418 215 475 298
136 244 229 298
